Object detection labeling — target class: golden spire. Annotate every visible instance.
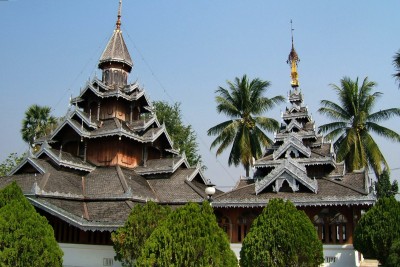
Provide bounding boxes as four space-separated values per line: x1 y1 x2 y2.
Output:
116 0 122 30
287 20 300 88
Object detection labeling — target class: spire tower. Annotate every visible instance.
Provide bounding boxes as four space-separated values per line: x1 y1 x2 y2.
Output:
98 0 133 88
287 20 300 88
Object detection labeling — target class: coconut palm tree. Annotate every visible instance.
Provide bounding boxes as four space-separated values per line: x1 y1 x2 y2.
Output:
207 75 285 177
393 50 400 88
21 104 57 145
318 77 400 176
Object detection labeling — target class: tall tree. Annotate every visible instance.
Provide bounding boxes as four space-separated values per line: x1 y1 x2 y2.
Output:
0 153 24 176
136 202 238 267
318 77 400 176
112 202 171 267
153 101 203 168
394 50 400 88
354 197 400 266
375 169 398 199
0 182 63 266
240 199 323 267
21 104 57 145
207 75 284 177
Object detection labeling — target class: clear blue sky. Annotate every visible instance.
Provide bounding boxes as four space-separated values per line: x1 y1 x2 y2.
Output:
1 1 400 190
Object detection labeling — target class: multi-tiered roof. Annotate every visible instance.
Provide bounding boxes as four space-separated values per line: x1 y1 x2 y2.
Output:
1 2 211 232
213 32 375 208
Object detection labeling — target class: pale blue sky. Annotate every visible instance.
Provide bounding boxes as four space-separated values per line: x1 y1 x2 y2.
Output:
1 1 399 189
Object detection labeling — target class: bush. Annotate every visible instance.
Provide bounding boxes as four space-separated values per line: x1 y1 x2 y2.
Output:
240 198 323 267
354 197 400 266
0 182 63 266
136 202 238 267
112 201 171 266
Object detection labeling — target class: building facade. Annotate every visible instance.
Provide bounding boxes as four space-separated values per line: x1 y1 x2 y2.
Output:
0 3 211 267
212 33 376 266
1 4 376 267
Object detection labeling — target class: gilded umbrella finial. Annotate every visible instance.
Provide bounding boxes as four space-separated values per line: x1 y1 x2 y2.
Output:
287 20 300 88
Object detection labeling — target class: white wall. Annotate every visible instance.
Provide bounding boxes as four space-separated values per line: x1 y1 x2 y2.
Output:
60 243 122 267
230 243 361 267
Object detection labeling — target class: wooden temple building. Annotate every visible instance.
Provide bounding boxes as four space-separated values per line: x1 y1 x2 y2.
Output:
0 3 212 267
1 2 377 266
212 31 376 266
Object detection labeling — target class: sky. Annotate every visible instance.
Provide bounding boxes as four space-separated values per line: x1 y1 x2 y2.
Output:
0 1 400 191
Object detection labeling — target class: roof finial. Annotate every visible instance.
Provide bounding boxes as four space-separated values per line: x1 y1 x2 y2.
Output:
116 0 122 30
287 19 300 88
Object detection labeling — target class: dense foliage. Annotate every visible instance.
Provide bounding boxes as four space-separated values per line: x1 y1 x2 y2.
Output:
21 104 57 145
0 152 24 176
375 169 398 199
387 239 400 267
112 202 171 267
207 75 284 176
354 197 400 266
0 182 63 266
136 202 238 267
240 199 323 267
153 101 203 168
318 77 400 176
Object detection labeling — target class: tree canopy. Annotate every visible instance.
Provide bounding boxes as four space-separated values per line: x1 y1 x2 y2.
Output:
153 101 203 168
0 153 24 176
136 202 238 267
0 182 63 266
240 198 323 267
318 76 400 176
112 202 171 267
375 169 398 199
207 75 285 176
354 197 400 266
21 104 57 145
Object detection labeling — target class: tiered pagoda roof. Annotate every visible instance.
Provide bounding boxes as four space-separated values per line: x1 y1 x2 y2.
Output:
213 34 375 209
1 2 212 232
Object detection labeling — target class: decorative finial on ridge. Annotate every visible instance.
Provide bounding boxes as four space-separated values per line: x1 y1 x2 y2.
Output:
287 19 300 88
116 0 122 30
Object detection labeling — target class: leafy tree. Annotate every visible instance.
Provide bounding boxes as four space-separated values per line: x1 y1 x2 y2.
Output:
0 182 63 266
153 101 203 168
240 198 323 267
21 104 57 145
0 152 24 176
111 202 171 267
318 77 400 176
375 169 398 199
136 202 238 267
354 197 400 266
394 50 400 88
207 75 285 177
387 239 400 267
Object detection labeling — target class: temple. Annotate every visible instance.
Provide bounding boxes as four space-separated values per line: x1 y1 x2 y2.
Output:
1 3 377 266
0 2 212 266
212 25 376 266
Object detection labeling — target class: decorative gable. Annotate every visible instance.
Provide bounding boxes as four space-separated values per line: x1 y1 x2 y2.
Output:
255 158 318 194
273 133 311 159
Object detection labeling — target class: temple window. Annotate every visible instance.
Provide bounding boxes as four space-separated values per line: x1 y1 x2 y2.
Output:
314 210 348 244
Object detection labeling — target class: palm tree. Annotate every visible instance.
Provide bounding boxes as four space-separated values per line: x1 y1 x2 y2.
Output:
318 77 400 176
207 75 285 177
393 50 400 88
21 104 58 145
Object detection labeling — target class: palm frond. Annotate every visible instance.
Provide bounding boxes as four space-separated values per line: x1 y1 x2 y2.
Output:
366 122 400 142
362 132 387 176
367 108 400 122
